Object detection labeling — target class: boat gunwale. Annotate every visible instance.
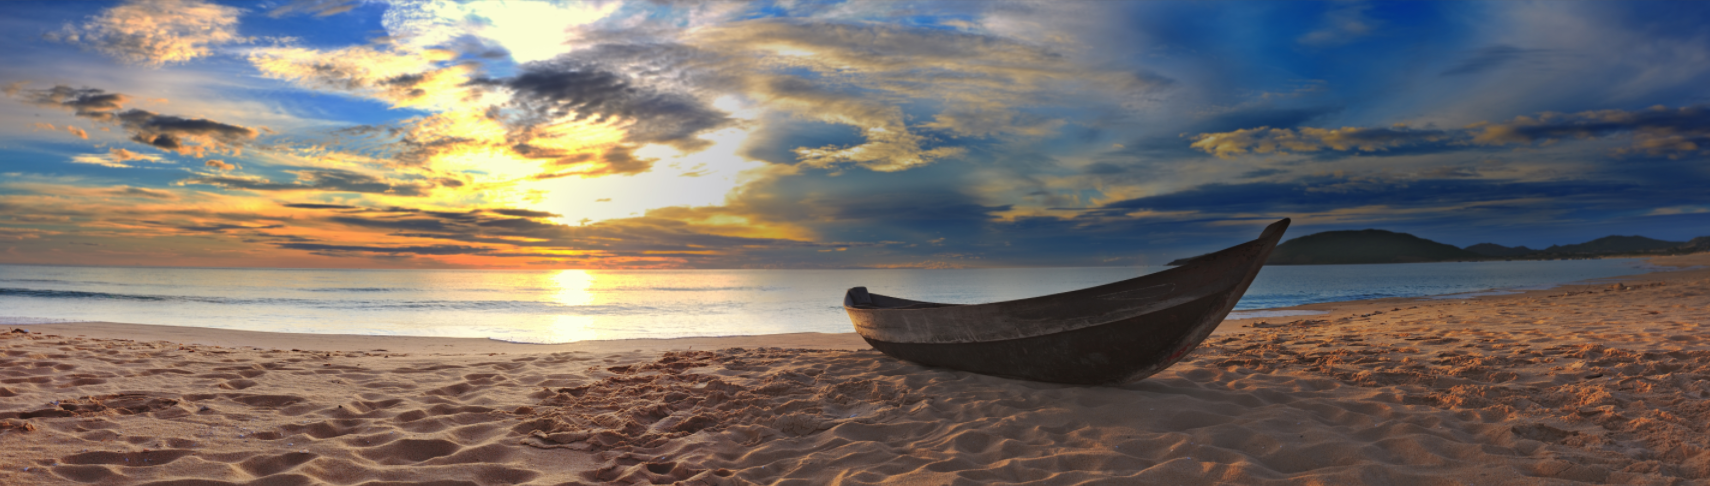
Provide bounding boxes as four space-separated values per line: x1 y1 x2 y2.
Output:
844 218 1291 313
844 218 1291 345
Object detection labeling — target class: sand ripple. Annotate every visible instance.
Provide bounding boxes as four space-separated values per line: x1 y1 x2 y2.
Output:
1 264 1708 484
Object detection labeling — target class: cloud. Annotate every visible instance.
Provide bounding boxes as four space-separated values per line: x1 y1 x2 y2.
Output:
241 11 1167 180
103 186 178 199
921 109 1065 139
307 207 829 262
282 203 358 209
46 0 246 67
14 85 129 121
1092 176 1689 222
68 148 167 168
248 45 483 109
176 222 284 233
1297 3 1376 47
109 148 154 162
177 168 449 196
1191 105 1710 158
10 84 259 157
1468 106 1710 157
1190 126 1452 158
378 0 621 64
268 0 360 18
253 43 711 177
1440 45 1559 76
684 18 1162 172
204 159 237 171
31 122 90 139
489 208 561 218
490 62 733 151
117 109 259 157
277 243 493 256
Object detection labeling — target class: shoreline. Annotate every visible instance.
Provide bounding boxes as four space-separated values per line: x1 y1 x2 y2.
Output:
12 253 1699 355
2 253 1708 483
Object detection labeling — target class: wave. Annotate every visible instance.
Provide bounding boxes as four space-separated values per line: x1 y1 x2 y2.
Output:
0 278 73 284
0 316 88 324
0 287 184 302
0 287 671 314
599 286 783 292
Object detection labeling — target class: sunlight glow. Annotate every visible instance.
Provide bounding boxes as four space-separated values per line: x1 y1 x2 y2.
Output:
539 269 602 342
465 1 622 63
519 127 765 224
550 269 595 307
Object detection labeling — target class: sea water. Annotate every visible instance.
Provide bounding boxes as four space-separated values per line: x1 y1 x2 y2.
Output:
0 259 1665 343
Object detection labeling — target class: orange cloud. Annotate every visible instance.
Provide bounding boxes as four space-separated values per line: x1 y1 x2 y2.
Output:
45 0 246 67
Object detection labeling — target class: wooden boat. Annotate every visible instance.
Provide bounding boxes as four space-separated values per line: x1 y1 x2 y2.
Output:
843 218 1290 385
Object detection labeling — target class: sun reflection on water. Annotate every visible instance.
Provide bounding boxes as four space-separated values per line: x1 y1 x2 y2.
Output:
542 269 601 343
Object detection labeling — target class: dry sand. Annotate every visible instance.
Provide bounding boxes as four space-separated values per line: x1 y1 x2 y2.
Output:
2 254 1709 485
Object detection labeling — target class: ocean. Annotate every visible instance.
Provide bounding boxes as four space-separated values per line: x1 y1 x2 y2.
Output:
0 259 1664 344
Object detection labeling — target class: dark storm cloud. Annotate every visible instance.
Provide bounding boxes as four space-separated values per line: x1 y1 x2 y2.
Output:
480 61 731 151
489 208 560 218
13 85 128 121
116 109 258 155
179 169 444 196
8 84 259 156
707 164 1015 247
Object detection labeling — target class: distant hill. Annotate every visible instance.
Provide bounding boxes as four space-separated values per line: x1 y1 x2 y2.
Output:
1685 236 1710 253
1167 230 1710 266
1539 235 1682 255
1464 243 1535 257
1265 229 1482 265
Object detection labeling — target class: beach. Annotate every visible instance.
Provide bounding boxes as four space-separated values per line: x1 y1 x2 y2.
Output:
1 254 1707 485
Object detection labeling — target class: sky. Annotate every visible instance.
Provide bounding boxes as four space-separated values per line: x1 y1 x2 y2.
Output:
2 0 1708 269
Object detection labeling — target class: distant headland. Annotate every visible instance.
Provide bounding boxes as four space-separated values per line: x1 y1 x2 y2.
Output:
1169 229 1710 266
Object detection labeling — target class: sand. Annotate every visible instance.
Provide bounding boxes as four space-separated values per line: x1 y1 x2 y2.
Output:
2 255 1709 485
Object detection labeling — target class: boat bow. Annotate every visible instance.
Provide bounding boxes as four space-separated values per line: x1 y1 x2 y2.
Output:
844 218 1289 385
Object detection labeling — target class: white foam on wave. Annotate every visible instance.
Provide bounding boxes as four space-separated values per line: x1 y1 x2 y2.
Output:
0 316 87 324
486 335 578 345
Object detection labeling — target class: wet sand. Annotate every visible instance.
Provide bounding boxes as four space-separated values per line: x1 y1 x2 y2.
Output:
2 254 1708 485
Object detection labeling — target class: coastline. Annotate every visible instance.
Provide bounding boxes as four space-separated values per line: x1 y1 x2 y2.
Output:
12 253 1694 354
2 253 1707 484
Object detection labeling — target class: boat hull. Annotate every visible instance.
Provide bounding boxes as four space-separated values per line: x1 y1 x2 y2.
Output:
845 218 1289 385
